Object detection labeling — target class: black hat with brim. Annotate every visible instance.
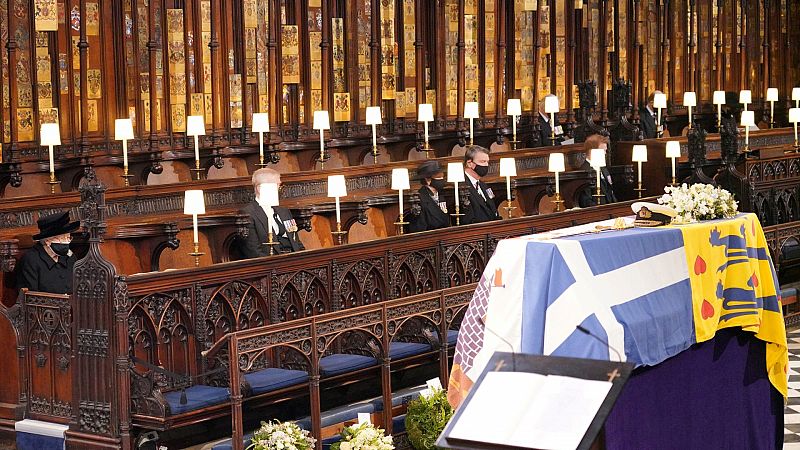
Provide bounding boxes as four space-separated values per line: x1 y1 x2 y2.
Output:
33 211 80 240
416 160 444 180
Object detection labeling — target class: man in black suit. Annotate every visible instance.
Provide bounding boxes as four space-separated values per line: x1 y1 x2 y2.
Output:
17 211 80 294
462 145 500 224
578 134 618 207
409 160 451 232
639 91 663 139
238 168 305 258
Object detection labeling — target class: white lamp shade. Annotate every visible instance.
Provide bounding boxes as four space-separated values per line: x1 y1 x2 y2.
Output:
327 174 347 197
40 123 61 146
184 190 206 215
257 183 280 207
114 118 134 141
499 157 517 177
789 108 800 123
793 87 800 101
507 99 522 116
741 110 755 127
544 94 559 113
766 88 779 102
665 141 681 158
739 90 752 104
589 148 606 168
464 102 479 119
391 168 410 190
632 145 648 163
313 110 330 130
252 113 270 133
712 90 726 105
683 91 697 107
418 103 434 122
653 93 667 109
447 162 465 183
365 106 382 125
186 115 206 136
548 152 565 173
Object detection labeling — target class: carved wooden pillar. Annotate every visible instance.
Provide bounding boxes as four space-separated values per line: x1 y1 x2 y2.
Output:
566 0 577 127
66 174 129 449
715 0 723 89
532 0 542 106
631 0 641 122
79 0 89 156
737 0 746 91
320 0 331 113
210 0 224 135
496 0 506 117
456 0 466 120
370 0 381 116
269 0 281 131
658 0 668 91
599 0 609 121
147 0 159 152
687 0 695 93
761 0 770 123
6 0 18 165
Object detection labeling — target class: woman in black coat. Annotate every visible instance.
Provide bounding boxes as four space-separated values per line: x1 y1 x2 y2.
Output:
409 160 451 233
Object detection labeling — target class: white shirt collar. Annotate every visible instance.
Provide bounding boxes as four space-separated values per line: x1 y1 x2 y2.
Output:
465 171 480 187
539 112 549 123
646 105 655 116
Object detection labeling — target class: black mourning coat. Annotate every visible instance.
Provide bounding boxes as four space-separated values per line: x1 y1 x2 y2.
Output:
408 186 451 233
238 201 305 258
463 177 501 224
16 243 75 294
639 106 659 139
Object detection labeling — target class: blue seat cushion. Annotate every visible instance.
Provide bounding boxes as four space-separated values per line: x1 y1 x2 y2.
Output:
389 342 432 360
447 329 459 346
370 384 427 411
164 385 229 416
210 434 253 450
296 399 376 429
319 354 377 377
244 368 309 395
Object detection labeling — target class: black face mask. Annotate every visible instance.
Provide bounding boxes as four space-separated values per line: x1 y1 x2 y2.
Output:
50 243 70 257
430 178 447 192
473 163 489 177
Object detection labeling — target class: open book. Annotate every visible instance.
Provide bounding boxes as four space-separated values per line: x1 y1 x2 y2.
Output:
447 371 612 449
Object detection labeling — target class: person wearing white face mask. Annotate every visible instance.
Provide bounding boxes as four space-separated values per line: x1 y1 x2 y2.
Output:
17 211 80 294
237 168 305 258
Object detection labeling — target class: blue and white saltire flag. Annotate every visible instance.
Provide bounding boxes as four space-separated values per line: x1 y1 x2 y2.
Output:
452 219 696 393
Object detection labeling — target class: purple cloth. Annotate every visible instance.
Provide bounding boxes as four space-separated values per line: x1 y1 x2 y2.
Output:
605 328 784 450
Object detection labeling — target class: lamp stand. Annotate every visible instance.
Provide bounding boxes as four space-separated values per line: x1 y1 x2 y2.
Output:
256 131 269 168
191 159 204 181
393 213 409 235
551 192 564 212
770 102 775 129
331 221 348 245
550 112 556 144
634 182 645 198
503 199 517 219
188 242 204 267
46 172 59 194
671 176 677 187
450 205 464 226
265 230 280 256
121 165 134 187
594 170 603 205
657 108 663 138
372 144 379 164
509 138 519 151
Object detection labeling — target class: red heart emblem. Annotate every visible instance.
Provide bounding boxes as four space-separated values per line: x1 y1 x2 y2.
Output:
701 300 714 319
694 256 707 275
750 273 759 288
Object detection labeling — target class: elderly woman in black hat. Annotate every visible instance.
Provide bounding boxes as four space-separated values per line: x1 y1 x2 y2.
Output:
408 160 451 233
17 211 79 294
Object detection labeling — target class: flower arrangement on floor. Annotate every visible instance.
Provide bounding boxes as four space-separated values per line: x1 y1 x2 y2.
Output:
247 420 316 450
404 387 454 450
658 183 738 224
330 422 394 450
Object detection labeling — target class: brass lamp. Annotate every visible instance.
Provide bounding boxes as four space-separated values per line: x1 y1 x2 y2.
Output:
741 110 755 154
418 103 434 156
184 189 206 267
447 162 465 225
115 118 134 186
766 88 779 129
632 145 648 198
186 115 205 180
257 182 280 255
548 152 565 211
507 99 521 150
792 87 800 109
366 106 382 163
665 141 681 186
739 89 752 111
653 92 667 137
790 108 800 151
544 94 559 144
252 112 270 167
683 91 696 128
40 122 61 194
499 157 517 218
314 111 331 169
712 91 726 130
391 168 410 234
589 148 606 205
464 102 479 146
327 174 347 244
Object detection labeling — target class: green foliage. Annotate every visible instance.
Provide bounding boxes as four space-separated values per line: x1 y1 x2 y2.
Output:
404 389 454 450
